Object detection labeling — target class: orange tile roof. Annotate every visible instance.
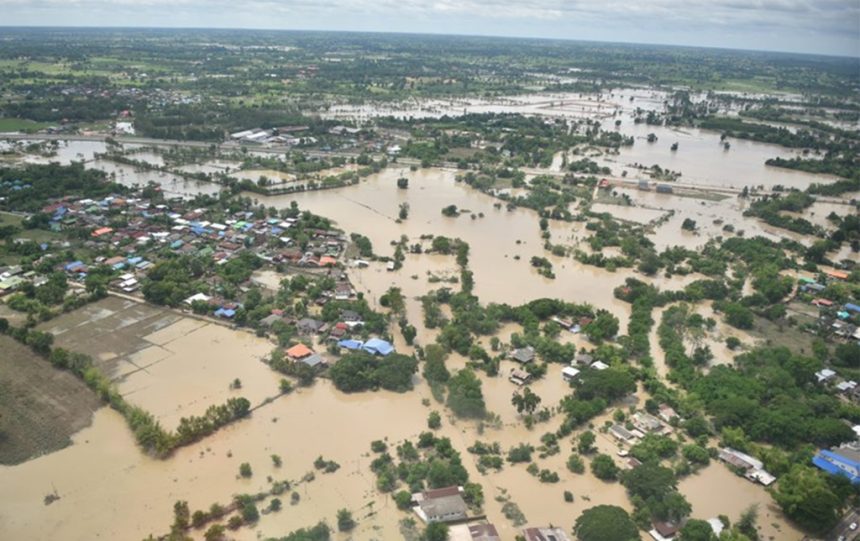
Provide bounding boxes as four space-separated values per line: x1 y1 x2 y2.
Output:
286 343 313 359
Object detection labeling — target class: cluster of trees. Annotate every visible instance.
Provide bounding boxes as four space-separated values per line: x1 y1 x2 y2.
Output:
369 431 482 509
446 369 486 418
559 367 636 434
691 347 856 449
143 256 209 307
174 397 251 446
329 352 418 393
744 192 817 236
0 163 126 213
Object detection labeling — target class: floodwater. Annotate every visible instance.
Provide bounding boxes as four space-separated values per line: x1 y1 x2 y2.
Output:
91 159 224 198
232 168 298 185
40 297 280 429
249 167 639 333
680 464 805 540
0 349 628 541
1 90 853 541
597 122 838 191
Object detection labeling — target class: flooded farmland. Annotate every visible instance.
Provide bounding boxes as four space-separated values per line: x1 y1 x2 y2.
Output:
1 87 851 541
0 293 807 540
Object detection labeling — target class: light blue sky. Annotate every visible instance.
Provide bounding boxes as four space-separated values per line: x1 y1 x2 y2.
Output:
1 0 858 56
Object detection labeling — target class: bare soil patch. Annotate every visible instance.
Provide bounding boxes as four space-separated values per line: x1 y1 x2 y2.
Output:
0 335 101 465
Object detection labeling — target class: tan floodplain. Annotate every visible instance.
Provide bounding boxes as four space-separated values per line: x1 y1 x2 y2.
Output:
1 296 801 541
2 126 845 540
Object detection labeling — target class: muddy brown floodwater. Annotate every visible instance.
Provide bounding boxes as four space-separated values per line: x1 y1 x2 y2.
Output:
2 123 845 540
250 167 675 334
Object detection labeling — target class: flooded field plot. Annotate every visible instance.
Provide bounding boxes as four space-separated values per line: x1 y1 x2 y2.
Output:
39 297 281 429
0 335 101 465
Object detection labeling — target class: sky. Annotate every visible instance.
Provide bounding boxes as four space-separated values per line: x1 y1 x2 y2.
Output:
1 0 858 57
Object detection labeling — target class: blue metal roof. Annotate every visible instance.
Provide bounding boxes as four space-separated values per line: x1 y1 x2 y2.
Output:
813 451 860 484
338 339 364 350
362 338 394 356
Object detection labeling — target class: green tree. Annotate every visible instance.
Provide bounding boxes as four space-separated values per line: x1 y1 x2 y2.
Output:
591 454 619 481
337 508 356 531
204 524 226 541
511 387 542 415
678 519 718 541
428 411 442 429
447 369 486 418
424 522 449 541
574 505 639 541
584 310 619 342
771 464 845 534
577 431 596 454
567 454 585 474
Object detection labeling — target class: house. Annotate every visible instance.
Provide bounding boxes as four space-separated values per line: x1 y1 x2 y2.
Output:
826 270 849 281
707 518 725 537
837 381 858 393
300 354 326 369
813 445 860 484
412 486 468 523
816 368 837 383
625 456 643 470
574 353 593 366
799 282 826 294
718 448 776 486
609 424 640 444
510 369 531 386
297 318 326 335
286 343 314 360
341 310 363 323
648 521 679 541
590 360 609 371
511 346 536 364
562 366 580 382
329 322 349 339
338 339 364 351
718 448 762 471
467 524 501 541
845 303 860 315
119 278 138 292
522 526 571 541
363 338 394 356
658 404 679 423
214 307 236 319
184 292 212 305
0 276 25 295
259 314 283 328
631 412 664 434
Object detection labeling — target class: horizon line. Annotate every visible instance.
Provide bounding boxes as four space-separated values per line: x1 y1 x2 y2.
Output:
0 24 858 60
